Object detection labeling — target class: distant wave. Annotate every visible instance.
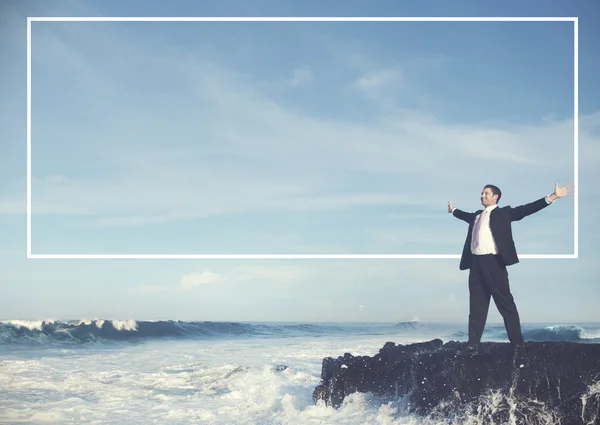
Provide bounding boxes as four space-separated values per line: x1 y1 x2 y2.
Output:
0 320 351 345
449 324 600 343
394 320 424 330
523 325 600 343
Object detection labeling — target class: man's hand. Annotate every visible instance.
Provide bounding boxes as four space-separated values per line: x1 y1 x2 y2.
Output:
448 199 454 213
551 182 575 200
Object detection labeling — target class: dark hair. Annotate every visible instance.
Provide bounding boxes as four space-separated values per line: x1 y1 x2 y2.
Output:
484 184 502 202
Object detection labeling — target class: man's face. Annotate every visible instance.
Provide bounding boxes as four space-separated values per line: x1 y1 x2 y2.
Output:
481 187 498 207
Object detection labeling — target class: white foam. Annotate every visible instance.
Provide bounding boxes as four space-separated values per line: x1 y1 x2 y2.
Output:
110 320 138 331
581 380 600 424
2 319 57 330
0 333 420 424
1 327 594 424
30 410 66 423
581 328 600 340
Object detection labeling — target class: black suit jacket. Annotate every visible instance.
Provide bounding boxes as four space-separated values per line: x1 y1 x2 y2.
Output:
453 197 551 270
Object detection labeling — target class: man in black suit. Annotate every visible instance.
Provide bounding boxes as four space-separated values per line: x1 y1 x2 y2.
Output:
448 182 574 346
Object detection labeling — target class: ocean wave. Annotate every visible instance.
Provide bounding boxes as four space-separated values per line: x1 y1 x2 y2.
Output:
0 320 269 344
447 324 600 343
463 324 600 343
523 325 600 343
2 320 598 346
0 320 354 345
394 320 423 330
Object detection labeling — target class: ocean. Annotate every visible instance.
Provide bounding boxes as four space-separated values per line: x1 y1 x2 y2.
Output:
1 320 599 424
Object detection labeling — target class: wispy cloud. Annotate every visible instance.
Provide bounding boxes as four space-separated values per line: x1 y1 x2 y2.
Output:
233 265 307 283
290 67 314 87
363 225 462 252
42 175 76 186
180 271 224 291
141 260 468 296
0 199 92 215
13 21 579 241
144 265 310 293
355 68 402 97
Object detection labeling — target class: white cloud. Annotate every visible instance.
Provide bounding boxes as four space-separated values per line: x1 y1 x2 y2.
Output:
44 174 75 186
242 233 351 254
33 26 118 97
355 68 401 95
266 193 439 212
233 265 306 283
290 67 314 87
0 200 91 215
180 271 224 291
0 201 23 214
88 213 196 228
176 265 305 292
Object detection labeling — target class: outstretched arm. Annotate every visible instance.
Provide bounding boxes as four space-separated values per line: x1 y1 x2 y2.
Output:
448 199 476 224
510 182 575 222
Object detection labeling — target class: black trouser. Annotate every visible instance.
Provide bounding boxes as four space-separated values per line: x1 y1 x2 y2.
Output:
468 254 524 345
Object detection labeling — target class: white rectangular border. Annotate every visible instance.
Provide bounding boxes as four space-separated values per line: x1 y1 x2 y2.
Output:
26 16 579 260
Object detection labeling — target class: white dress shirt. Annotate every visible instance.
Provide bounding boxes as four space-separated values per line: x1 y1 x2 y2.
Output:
471 204 499 255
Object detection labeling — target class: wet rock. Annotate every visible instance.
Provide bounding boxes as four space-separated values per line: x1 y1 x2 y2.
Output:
313 340 600 424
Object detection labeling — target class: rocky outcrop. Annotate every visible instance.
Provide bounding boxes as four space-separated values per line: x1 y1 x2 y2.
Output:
313 340 600 424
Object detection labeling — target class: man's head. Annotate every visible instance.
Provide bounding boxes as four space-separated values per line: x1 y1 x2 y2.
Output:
481 184 501 207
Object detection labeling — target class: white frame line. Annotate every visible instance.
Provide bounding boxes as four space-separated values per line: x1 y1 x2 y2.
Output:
28 17 576 22
24 254 578 260
573 18 579 259
27 18 32 258
26 16 579 260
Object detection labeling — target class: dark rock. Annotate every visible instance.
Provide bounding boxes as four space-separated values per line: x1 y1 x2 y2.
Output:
313 340 600 424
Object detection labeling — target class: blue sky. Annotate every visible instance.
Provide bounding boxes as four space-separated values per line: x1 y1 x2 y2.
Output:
0 0 599 323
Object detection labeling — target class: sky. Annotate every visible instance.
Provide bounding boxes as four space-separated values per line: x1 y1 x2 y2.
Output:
0 0 599 323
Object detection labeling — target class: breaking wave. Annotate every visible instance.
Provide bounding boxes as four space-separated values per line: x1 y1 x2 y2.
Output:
523 325 600 343
1 320 599 346
448 324 600 343
0 319 352 345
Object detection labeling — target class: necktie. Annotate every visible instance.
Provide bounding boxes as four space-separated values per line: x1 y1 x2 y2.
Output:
472 210 487 249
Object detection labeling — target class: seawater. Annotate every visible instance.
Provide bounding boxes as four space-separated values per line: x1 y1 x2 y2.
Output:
1 321 599 424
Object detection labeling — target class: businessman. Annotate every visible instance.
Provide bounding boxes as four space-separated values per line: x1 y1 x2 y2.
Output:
448 182 574 346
